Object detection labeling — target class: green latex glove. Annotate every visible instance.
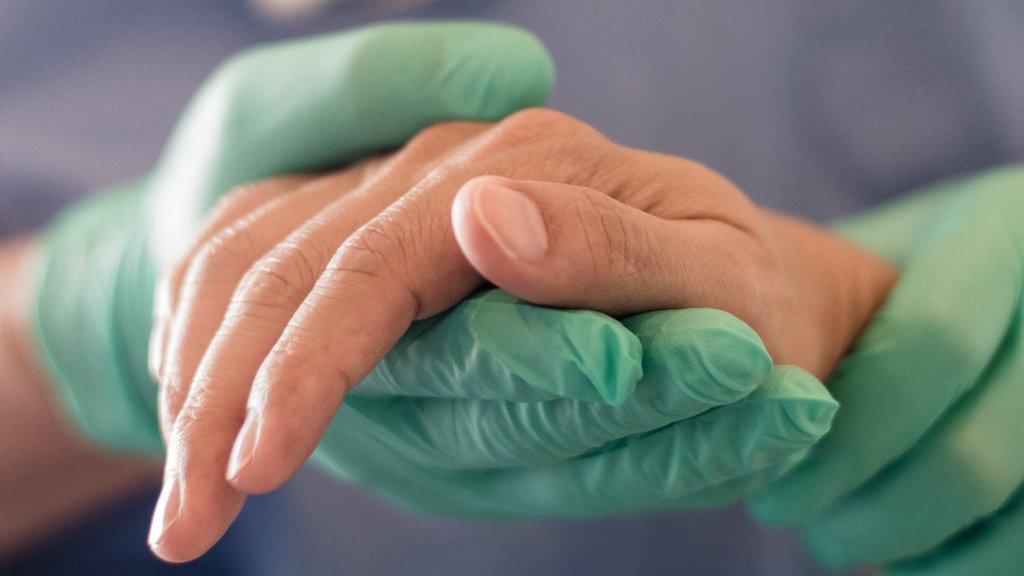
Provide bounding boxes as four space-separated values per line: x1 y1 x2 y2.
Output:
324 291 838 517
33 21 837 518
750 166 1024 575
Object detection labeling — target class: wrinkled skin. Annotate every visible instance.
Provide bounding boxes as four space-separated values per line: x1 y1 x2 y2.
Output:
151 108 895 561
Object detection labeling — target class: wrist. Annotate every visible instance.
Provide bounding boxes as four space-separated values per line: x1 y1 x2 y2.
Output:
763 212 897 379
0 238 42 383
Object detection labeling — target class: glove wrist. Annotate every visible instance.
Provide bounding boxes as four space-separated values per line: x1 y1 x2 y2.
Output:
34 185 163 454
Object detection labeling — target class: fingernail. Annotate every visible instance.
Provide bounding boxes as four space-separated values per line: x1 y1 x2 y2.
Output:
148 477 181 549
227 411 259 482
470 180 549 261
148 321 167 382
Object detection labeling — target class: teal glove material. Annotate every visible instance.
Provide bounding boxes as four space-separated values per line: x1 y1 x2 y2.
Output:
321 291 837 517
33 22 555 453
33 20 837 518
751 166 1024 575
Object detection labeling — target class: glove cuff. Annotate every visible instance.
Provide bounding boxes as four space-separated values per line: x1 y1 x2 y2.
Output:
33 183 163 454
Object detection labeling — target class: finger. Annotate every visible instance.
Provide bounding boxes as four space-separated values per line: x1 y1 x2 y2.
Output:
469 365 835 518
147 178 348 562
142 19 553 561
224 109 640 493
451 176 757 316
150 165 388 561
173 123 482 443
345 307 770 470
158 169 370 439
223 137 505 494
154 127 484 561
352 289 643 403
148 22 554 270
883 488 1024 576
802 323 1024 568
149 176 312 382
314 365 835 517
752 186 1023 525
163 124 483 435
148 18 551 398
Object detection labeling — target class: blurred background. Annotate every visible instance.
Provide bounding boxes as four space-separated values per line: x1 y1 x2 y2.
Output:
3 1 1022 574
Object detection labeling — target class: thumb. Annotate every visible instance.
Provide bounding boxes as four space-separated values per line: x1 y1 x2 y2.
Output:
452 176 716 316
151 22 555 268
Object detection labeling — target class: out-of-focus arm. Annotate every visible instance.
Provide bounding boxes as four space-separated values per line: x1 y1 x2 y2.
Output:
0 237 159 562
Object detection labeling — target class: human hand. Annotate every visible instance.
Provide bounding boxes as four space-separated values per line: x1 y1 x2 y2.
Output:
751 167 1024 575
32 21 553 453
153 170 839 561
152 109 892 560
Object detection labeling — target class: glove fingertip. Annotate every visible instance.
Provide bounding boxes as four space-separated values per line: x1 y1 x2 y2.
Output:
748 370 840 526
350 22 555 129
625 309 772 406
763 366 839 439
440 23 556 117
732 368 838 475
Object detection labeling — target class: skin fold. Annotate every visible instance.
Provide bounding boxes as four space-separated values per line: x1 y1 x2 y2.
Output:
150 109 896 562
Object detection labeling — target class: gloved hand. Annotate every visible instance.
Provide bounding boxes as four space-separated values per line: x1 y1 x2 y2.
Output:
31 21 837 558
750 166 1024 575
319 292 838 518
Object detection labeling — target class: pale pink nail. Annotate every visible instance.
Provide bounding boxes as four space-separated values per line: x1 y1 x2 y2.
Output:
227 412 259 482
148 477 181 550
470 181 549 261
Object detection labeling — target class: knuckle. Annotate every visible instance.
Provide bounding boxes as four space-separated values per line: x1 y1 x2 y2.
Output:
334 215 415 283
229 256 315 321
185 225 262 288
261 240 326 290
402 123 450 152
473 108 614 185
168 406 199 448
709 241 776 330
177 230 254 301
158 374 189 411
494 108 596 145
405 121 485 152
211 183 259 218
314 220 423 318
168 397 237 460
180 372 239 426
157 386 186 431
211 177 297 217
264 335 358 401
167 393 215 450
573 193 654 278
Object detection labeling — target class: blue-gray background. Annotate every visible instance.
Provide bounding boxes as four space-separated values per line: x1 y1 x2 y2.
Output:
2 1 1022 574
